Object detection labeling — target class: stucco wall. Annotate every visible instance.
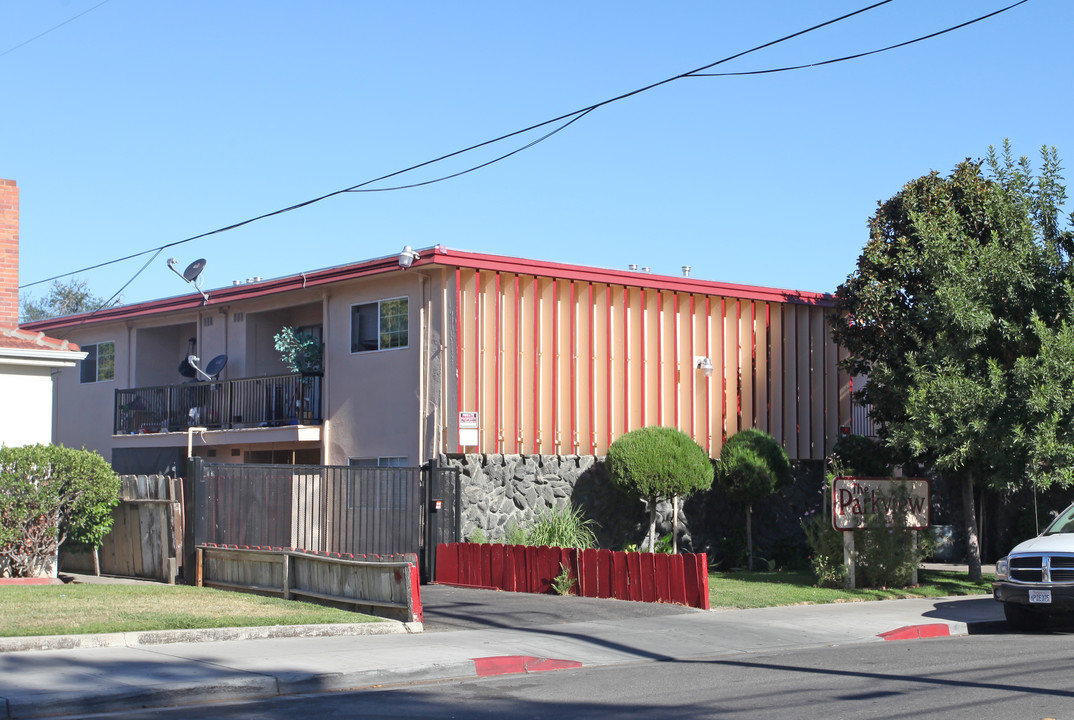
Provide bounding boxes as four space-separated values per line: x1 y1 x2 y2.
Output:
0 364 56 446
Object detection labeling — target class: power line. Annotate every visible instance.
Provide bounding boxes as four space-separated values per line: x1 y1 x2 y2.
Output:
22 0 1030 294
0 0 113 60
19 0 897 291
687 0 1028 78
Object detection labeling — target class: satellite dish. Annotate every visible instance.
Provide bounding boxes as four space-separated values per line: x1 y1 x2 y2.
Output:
205 354 228 378
167 257 210 303
183 259 206 282
178 358 196 378
177 337 198 377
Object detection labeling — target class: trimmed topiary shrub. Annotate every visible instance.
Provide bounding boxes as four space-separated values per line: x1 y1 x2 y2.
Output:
715 429 792 570
0 445 121 577
606 426 714 553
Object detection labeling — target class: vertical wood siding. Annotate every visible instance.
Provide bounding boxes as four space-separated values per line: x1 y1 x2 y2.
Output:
452 269 847 460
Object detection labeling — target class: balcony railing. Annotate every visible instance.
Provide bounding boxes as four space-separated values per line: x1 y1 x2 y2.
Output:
115 373 323 435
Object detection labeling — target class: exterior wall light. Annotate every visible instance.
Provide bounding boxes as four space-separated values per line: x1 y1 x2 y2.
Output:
695 356 714 378
398 245 420 269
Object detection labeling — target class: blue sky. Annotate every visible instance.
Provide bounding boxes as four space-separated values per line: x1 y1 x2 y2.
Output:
5 0 1071 309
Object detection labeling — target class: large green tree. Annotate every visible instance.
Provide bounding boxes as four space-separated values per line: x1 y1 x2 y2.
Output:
606 426 714 553
20 278 109 322
833 142 1074 580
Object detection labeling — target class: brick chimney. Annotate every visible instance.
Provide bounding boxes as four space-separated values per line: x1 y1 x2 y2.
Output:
0 179 19 329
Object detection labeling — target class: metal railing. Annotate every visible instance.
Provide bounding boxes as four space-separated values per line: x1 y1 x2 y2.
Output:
114 373 322 434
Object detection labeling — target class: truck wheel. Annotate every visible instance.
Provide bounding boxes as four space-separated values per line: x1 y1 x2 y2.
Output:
1004 602 1048 631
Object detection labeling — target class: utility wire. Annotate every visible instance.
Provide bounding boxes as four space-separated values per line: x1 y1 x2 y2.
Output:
75 108 600 311
91 248 162 314
687 0 1028 78
23 0 1030 293
346 108 598 193
0 0 113 60
19 0 896 290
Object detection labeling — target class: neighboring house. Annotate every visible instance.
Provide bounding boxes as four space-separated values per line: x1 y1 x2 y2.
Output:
0 179 86 447
24 240 854 474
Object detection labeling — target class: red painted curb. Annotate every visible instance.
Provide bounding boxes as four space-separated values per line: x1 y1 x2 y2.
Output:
878 623 952 641
473 655 583 677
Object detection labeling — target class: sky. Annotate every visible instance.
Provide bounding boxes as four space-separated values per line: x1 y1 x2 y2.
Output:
4 0 1072 310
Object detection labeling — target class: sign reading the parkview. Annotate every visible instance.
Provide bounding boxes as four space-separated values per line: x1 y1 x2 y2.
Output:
832 477 930 531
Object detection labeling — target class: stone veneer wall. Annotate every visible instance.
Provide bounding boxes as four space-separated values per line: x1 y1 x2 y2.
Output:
439 453 826 561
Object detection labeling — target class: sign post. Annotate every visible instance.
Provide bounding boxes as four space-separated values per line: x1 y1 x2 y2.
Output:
832 477 929 589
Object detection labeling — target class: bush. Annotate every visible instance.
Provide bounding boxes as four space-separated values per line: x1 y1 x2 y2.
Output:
715 429 792 570
801 510 847 588
0 445 121 577
524 506 598 549
478 506 599 549
801 497 933 589
607 426 714 551
854 524 933 589
831 435 892 477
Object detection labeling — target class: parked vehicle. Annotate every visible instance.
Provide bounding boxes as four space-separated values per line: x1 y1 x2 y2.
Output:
993 502 1074 630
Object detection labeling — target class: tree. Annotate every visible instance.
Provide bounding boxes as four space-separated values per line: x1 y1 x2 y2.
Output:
20 278 109 322
273 326 324 374
714 429 792 570
832 142 1074 581
0 445 121 577
606 426 714 553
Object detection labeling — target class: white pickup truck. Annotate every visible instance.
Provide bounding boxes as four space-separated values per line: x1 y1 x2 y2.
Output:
993 502 1074 630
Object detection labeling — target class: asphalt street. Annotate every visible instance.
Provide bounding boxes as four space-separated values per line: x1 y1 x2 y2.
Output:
0 582 1010 719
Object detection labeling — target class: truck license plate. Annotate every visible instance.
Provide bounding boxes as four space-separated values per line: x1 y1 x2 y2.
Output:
1029 590 1052 604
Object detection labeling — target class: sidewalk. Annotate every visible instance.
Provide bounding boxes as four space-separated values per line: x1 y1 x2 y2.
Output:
0 582 1007 720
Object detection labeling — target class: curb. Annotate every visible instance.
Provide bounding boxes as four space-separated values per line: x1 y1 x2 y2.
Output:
0 620 422 654
1 656 576 719
878 623 959 641
877 619 1007 641
4 676 282 720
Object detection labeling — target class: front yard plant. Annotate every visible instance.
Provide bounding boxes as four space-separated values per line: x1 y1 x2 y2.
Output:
0 445 121 578
606 426 714 553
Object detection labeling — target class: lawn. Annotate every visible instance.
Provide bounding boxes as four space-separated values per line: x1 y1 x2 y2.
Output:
0 583 383 637
708 569 994 609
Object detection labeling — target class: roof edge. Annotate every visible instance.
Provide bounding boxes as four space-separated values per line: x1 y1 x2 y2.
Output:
22 246 833 333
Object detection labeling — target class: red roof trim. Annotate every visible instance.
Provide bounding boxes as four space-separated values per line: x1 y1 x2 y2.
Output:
21 246 831 333
426 248 833 306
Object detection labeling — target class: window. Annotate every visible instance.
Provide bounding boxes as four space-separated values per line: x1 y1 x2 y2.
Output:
80 341 115 383
348 456 408 468
351 297 408 352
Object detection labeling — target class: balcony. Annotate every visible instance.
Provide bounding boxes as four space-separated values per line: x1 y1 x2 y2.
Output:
114 374 323 435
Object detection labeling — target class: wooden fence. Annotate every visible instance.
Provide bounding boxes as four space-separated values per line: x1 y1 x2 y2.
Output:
435 542 710 610
196 544 422 623
60 475 183 583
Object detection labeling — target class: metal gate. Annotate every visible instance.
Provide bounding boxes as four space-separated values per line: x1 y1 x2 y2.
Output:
188 458 459 581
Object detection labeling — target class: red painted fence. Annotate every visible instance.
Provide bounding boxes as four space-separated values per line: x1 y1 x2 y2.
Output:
435 543 710 610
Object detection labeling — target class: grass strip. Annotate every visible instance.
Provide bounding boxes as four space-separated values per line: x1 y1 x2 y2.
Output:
708 569 993 609
0 583 384 637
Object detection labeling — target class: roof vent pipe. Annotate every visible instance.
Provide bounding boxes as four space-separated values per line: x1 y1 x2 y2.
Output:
682 266 691 277
628 264 638 271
